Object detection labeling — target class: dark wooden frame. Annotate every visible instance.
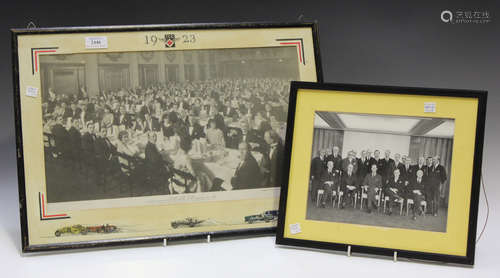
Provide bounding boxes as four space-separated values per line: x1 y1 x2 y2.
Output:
11 22 324 252
276 81 487 266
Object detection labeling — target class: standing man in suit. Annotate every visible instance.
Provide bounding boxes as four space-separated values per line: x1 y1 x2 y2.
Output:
415 156 427 176
400 157 415 182
341 150 358 175
381 150 395 185
357 150 371 187
392 153 405 176
51 116 70 161
67 118 82 171
94 127 115 187
264 130 284 188
427 156 447 216
363 164 383 213
330 146 343 172
81 122 97 182
425 156 433 176
310 149 327 202
371 150 384 177
231 142 262 190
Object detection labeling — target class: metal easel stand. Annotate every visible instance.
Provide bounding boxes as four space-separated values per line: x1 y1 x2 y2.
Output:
346 245 398 262
162 233 212 247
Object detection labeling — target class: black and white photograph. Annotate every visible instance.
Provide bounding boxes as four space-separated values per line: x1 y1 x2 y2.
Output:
41 47 296 203
307 111 454 232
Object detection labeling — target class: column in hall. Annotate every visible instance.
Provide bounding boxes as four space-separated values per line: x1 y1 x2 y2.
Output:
158 51 166 85
129 53 140 88
84 54 99 97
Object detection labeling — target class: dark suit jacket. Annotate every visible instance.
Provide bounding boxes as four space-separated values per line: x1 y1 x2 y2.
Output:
114 113 133 128
67 127 82 153
410 177 426 192
341 172 357 191
94 136 114 161
268 142 284 187
213 113 226 133
51 123 70 154
386 176 405 192
231 152 262 190
189 123 205 141
414 164 428 177
310 156 326 180
370 158 385 176
81 133 96 161
428 164 447 186
144 118 161 132
380 158 395 179
325 154 342 172
145 142 162 164
401 164 416 182
341 158 358 175
357 157 371 180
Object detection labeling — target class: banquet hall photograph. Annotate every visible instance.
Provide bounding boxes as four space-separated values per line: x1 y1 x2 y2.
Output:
40 47 298 203
306 111 454 232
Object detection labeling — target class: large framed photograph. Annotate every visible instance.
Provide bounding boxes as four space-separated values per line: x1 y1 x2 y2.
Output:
11 22 323 252
276 82 487 265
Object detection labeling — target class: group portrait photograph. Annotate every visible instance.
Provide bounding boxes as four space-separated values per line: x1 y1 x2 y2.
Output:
307 111 454 232
40 46 298 203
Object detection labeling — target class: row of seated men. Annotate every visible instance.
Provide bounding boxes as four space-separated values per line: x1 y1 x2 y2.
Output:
310 147 448 219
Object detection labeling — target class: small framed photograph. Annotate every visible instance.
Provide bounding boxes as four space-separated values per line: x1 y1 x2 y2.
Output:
11 22 323 252
276 81 487 265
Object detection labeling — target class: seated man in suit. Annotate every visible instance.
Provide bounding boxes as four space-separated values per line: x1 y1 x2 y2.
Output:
187 116 205 141
231 142 262 190
340 163 358 209
408 169 426 220
384 169 405 215
363 164 383 213
319 161 339 207
144 132 172 194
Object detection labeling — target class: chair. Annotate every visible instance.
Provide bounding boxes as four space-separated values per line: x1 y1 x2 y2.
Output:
383 194 404 215
360 186 382 210
316 189 324 207
406 199 427 216
337 187 343 209
331 190 338 208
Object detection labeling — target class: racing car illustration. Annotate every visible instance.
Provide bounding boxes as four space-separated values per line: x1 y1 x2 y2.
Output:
85 224 118 234
54 224 118 237
171 217 204 229
54 225 88 237
244 210 279 224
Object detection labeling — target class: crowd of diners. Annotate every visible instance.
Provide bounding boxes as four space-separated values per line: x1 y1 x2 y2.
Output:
43 78 289 196
310 147 447 220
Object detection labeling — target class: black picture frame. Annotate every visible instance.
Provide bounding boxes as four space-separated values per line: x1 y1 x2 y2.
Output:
11 22 323 252
276 81 487 266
